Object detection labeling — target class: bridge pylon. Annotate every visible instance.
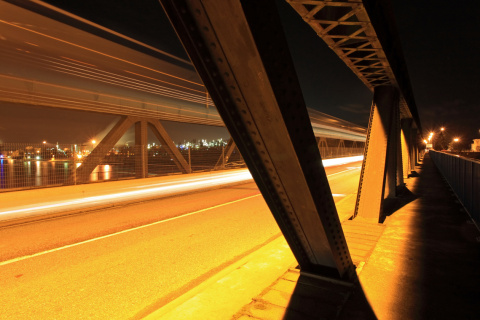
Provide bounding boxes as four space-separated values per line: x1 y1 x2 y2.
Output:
73 116 190 183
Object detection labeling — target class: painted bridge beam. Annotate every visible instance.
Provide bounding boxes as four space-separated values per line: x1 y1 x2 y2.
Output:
75 116 190 182
159 0 354 279
355 85 399 223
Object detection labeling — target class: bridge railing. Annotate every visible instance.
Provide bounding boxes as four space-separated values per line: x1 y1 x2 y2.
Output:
430 150 480 224
0 141 363 192
0 142 246 192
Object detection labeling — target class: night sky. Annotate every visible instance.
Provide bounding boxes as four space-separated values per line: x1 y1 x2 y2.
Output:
1 0 479 148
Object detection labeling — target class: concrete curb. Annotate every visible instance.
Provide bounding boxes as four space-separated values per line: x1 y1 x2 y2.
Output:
143 236 296 320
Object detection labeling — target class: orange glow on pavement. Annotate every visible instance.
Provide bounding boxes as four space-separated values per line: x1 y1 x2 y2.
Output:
0 157 362 221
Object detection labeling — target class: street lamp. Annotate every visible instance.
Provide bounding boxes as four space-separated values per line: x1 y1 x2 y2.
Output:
450 138 460 152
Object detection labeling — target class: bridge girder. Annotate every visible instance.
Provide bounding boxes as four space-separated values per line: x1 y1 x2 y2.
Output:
286 0 422 134
74 116 190 183
159 0 355 279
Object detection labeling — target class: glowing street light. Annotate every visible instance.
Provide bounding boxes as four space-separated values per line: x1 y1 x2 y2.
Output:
453 138 459 142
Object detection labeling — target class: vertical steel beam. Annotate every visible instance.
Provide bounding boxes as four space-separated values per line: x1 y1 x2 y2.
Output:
355 86 399 222
400 125 409 179
159 0 354 279
410 127 418 171
337 139 346 158
396 115 405 187
215 138 236 169
135 120 148 179
401 119 413 178
384 102 399 198
75 116 136 183
148 120 191 174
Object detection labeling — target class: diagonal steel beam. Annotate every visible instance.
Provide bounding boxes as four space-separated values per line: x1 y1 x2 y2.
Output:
148 120 191 174
214 138 237 169
75 115 136 183
159 0 354 279
354 85 399 222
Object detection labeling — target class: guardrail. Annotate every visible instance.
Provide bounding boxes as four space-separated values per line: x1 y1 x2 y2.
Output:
0 142 244 192
430 150 480 225
0 140 364 192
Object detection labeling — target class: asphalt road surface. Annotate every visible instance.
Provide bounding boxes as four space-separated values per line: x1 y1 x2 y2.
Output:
0 162 361 319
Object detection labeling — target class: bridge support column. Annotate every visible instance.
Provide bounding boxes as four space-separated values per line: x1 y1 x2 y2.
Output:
76 116 136 183
148 120 191 174
215 138 237 169
396 117 405 188
135 120 148 179
401 119 413 179
355 86 399 222
410 127 418 170
337 139 346 158
160 0 354 279
317 137 329 158
385 102 399 198
75 116 191 182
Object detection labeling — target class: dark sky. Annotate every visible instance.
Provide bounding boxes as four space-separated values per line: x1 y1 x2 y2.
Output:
1 0 479 148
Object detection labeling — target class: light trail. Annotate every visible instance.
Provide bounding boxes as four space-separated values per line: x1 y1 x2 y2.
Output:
0 73 222 120
0 157 362 221
42 55 210 102
3 46 211 106
0 18 205 87
0 171 254 219
0 194 263 267
124 70 208 95
0 158 363 265
322 155 363 167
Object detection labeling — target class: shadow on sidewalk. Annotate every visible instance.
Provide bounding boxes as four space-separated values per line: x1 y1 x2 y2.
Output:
395 154 480 319
283 154 480 319
282 273 377 320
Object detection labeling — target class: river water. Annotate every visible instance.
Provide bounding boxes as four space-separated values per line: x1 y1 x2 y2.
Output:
0 159 116 190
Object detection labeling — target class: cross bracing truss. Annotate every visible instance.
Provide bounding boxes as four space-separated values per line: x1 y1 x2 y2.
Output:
288 0 394 89
286 0 421 131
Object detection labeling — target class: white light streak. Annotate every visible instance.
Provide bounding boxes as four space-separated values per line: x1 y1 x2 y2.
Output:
322 155 363 167
0 156 363 221
0 171 253 220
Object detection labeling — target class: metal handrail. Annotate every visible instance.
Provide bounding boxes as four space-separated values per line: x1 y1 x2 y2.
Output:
430 150 480 225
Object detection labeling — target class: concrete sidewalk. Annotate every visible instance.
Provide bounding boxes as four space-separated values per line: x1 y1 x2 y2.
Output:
152 154 480 319
234 153 480 320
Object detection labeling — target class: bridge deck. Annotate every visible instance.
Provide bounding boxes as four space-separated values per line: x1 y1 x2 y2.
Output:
234 154 480 319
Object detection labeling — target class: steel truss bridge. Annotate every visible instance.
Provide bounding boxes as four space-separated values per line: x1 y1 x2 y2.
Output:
0 0 367 183
1 0 422 282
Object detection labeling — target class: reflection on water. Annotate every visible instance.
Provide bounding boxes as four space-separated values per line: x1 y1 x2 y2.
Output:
0 159 116 190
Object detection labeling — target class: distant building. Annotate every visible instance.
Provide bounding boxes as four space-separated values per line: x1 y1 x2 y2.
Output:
471 139 480 151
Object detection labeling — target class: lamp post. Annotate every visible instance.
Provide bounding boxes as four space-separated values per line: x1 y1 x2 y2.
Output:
428 127 448 150
451 138 460 152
